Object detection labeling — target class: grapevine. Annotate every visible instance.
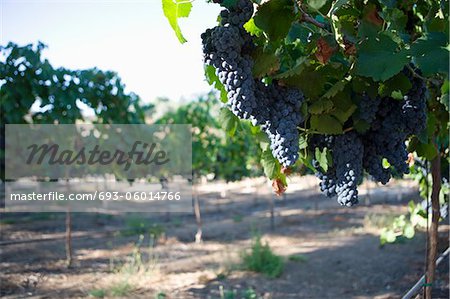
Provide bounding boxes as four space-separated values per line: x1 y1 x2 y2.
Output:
198 0 433 206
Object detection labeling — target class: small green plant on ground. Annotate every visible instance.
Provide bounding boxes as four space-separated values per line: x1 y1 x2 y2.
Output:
88 289 106 298
155 292 166 299
241 235 284 278
219 286 260 299
88 282 133 298
110 281 133 297
379 200 429 246
243 287 258 299
111 234 159 276
219 286 237 299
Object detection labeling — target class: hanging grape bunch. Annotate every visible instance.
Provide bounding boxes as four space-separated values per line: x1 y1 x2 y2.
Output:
201 0 428 206
201 0 305 168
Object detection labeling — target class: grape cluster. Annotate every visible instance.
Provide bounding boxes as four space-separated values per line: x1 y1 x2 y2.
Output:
334 132 364 206
311 135 337 197
202 24 257 122
312 133 363 206
365 98 410 177
362 142 391 184
219 0 253 27
401 67 427 135
361 67 427 183
259 82 304 166
201 0 305 167
356 93 381 125
312 67 427 206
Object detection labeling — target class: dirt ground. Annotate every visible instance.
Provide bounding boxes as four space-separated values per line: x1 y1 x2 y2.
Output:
0 176 449 299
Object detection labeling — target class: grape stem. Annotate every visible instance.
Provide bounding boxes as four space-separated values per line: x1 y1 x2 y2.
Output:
297 126 354 134
301 11 326 28
343 127 353 133
297 127 322 134
406 64 441 86
295 1 329 31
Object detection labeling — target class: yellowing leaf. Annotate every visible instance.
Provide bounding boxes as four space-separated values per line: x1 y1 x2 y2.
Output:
244 18 263 37
162 0 192 44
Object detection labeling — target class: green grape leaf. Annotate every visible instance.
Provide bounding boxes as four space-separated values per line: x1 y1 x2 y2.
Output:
380 8 407 33
357 20 380 39
220 0 238 8
287 22 312 44
307 0 328 10
353 120 370 133
298 133 308 150
299 151 316 172
332 104 356 124
309 99 334 114
250 124 261 135
273 57 308 79
378 73 412 98
254 0 296 41
408 200 416 213
219 107 239 136
352 77 378 98
244 18 263 37
252 48 280 77
413 141 438 161
355 33 409 81
162 0 193 44
204 65 228 103
382 158 391 169
251 125 270 147
327 0 349 15
329 87 355 123
390 90 403 100
379 0 396 8
261 148 280 179
380 228 397 245
282 65 328 98
322 80 348 99
440 80 449 111
310 114 343 134
403 224 415 239
410 32 450 76
315 147 331 172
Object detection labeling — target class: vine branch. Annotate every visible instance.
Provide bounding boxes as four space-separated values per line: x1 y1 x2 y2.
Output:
406 64 441 86
295 0 327 30
301 11 326 28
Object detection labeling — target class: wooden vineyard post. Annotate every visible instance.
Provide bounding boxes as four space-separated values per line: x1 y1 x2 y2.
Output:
424 149 441 299
270 192 275 231
193 183 202 243
65 178 73 268
65 208 73 268
160 177 171 222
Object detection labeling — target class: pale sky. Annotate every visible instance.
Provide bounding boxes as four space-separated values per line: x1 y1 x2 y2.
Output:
1 0 222 104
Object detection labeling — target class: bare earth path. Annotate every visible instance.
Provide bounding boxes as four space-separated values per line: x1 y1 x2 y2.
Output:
1 177 449 298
